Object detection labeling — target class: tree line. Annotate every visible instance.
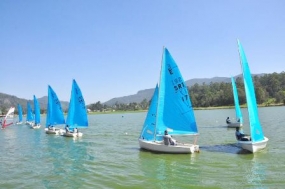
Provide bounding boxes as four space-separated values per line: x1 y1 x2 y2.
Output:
88 71 285 111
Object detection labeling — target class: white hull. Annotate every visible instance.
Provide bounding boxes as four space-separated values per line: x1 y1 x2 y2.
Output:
238 137 268 153
31 125 41 129
63 132 83 137
26 121 34 126
16 122 23 125
227 122 242 128
138 138 199 154
45 128 64 135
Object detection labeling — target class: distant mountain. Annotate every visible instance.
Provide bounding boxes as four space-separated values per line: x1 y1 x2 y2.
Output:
104 88 155 106
103 74 265 106
0 93 69 113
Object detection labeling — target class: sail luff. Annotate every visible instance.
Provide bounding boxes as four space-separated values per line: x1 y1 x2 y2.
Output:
154 47 166 141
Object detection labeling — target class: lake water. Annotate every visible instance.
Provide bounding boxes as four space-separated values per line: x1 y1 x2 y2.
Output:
0 106 284 188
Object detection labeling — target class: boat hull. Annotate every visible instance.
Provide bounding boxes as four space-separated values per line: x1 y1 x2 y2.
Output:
45 128 63 135
138 138 199 154
63 132 83 137
227 122 242 128
31 125 41 129
238 137 268 153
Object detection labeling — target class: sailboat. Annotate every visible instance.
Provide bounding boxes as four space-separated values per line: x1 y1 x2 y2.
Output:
45 85 66 135
138 47 199 154
26 102 34 126
31 95 41 129
16 104 23 125
227 77 243 128
63 79 88 137
236 40 268 153
1 107 15 129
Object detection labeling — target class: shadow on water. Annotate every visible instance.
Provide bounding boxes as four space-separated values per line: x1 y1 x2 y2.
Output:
201 143 252 155
200 125 239 130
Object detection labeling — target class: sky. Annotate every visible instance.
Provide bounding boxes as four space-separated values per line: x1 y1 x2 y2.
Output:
0 0 284 104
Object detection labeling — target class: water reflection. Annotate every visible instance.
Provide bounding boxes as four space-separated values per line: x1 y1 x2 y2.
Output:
138 151 200 188
238 154 267 188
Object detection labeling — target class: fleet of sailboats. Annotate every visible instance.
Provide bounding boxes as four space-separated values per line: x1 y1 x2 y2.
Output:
0 43 270 154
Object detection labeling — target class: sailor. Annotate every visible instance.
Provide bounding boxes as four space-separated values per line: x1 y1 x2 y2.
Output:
65 125 70 133
235 127 245 140
163 130 177 145
226 117 231 124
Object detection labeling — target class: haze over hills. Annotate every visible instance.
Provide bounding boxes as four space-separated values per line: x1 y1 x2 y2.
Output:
0 74 265 110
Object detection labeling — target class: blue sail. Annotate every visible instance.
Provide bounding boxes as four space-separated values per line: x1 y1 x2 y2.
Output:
33 95 41 125
17 104 23 122
66 79 88 129
46 85 65 127
26 102 34 122
231 77 243 124
140 85 159 141
156 48 198 136
238 40 264 142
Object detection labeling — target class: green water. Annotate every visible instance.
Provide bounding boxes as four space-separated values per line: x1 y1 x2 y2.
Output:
0 106 284 188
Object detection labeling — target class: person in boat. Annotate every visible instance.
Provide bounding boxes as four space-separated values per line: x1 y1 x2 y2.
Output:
48 125 55 131
163 130 177 145
235 127 250 141
74 128 79 133
65 125 70 133
226 117 231 124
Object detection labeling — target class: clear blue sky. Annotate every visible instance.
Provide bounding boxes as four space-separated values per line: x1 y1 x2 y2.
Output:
1 1 284 104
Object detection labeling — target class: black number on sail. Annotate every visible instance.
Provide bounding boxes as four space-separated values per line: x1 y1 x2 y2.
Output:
167 64 173 75
78 96 85 109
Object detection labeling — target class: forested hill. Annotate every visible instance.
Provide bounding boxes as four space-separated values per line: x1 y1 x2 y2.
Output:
96 72 284 111
103 73 265 106
0 93 69 114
